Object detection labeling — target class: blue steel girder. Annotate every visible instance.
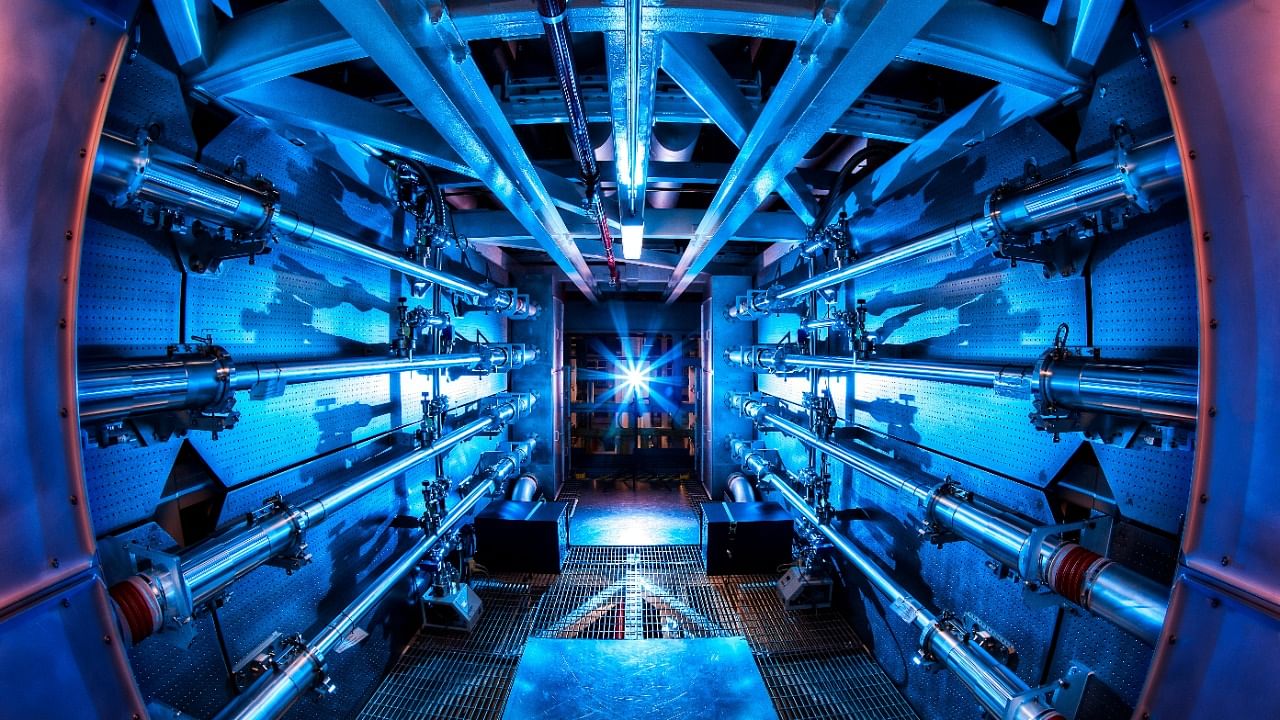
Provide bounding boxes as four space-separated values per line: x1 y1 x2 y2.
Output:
661 33 819 225
315 0 597 299
189 0 1082 106
845 84 1058 218
227 77 601 220
189 0 813 99
1057 0 1126 75
603 16 660 227
154 0 217 72
452 208 806 245
663 0 950 302
904 0 1085 97
224 76 476 177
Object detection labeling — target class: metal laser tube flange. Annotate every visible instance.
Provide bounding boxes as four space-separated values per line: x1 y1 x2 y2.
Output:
724 134 1183 320
724 346 1197 427
726 392 1169 645
210 477 499 720
727 439 1064 720
107 393 535 645
91 134 538 319
79 345 539 426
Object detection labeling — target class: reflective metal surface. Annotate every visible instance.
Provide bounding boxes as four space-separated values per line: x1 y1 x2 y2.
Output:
4 0 1275 717
505 637 777 719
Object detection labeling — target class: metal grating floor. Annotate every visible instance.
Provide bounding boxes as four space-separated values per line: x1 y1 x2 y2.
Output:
530 545 742 640
714 577 920 720
358 543 916 720
356 576 554 720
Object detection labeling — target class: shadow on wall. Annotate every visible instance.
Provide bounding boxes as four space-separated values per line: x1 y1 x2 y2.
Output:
848 150 990 249
853 394 921 446
863 255 1041 355
241 254 393 355
313 399 397 455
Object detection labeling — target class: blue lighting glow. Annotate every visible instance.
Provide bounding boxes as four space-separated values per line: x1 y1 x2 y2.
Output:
621 362 651 395
574 304 689 418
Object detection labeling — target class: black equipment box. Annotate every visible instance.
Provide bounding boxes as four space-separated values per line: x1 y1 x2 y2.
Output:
474 500 569 573
700 501 793 575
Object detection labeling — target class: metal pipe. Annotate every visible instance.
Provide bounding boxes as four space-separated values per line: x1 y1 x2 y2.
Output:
729 439 1062 720
92 134 538 318
211 478 498 720
536 0 619 285
726 135 1182 319
508 473 540 502
1038 355 1198 425
727 393 1169 645
79 346 538 424
725 346 1197 426
725 472 758 502
108 395 535 644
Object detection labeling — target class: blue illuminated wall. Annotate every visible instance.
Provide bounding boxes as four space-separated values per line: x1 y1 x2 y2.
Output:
79 53 519 719
746 52 1191 720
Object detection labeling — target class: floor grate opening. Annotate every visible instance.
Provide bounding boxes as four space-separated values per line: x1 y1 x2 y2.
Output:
359 541 916 720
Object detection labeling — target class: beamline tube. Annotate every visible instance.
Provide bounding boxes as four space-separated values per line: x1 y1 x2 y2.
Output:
730 439 1063 720
79 347 538 424
109 395 535 644
724 346 1197 426
727 392 1168 645
211 478 499 720
727 135 1182 319
92 134 536 318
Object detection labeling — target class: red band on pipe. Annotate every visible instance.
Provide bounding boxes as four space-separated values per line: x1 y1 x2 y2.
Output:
109 576 160 644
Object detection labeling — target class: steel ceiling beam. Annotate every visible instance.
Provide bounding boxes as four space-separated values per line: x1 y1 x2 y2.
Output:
154 0 217 72
1057 0 1126 74
226 77 599 224
903 0 1085 97
843 83 1056 213
664 0 949 301
316 0 597 299
191 0 1082 107
603 14 659 231
190 0 811 98
452 208 806 244
661 33 818 226
224 76 475 177
756 84 1058 266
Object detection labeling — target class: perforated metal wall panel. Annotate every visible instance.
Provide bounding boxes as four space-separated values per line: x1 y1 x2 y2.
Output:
1089 216 1197 359
856 251 1087 363
82 438 182 536
101 53 199 158
1093 443 1193 534
77 218 181 356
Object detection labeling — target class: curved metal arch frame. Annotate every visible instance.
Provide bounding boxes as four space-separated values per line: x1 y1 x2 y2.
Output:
1135 1 1280 717
0 0 147 717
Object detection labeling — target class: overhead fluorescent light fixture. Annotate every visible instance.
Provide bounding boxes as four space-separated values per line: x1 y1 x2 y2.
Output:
621 221 644 260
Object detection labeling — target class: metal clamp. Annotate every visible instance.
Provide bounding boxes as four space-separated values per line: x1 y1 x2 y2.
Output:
1016 518 1094 584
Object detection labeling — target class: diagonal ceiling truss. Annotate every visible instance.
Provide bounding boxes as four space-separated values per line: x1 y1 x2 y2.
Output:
316 0 598 298
161 0 1128 300
662 0 951 301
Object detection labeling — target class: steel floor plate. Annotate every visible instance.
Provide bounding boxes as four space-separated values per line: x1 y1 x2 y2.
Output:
503 637 776 719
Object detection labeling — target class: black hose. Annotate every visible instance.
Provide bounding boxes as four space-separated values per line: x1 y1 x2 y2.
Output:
537 0 619 285
814 144 894 228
